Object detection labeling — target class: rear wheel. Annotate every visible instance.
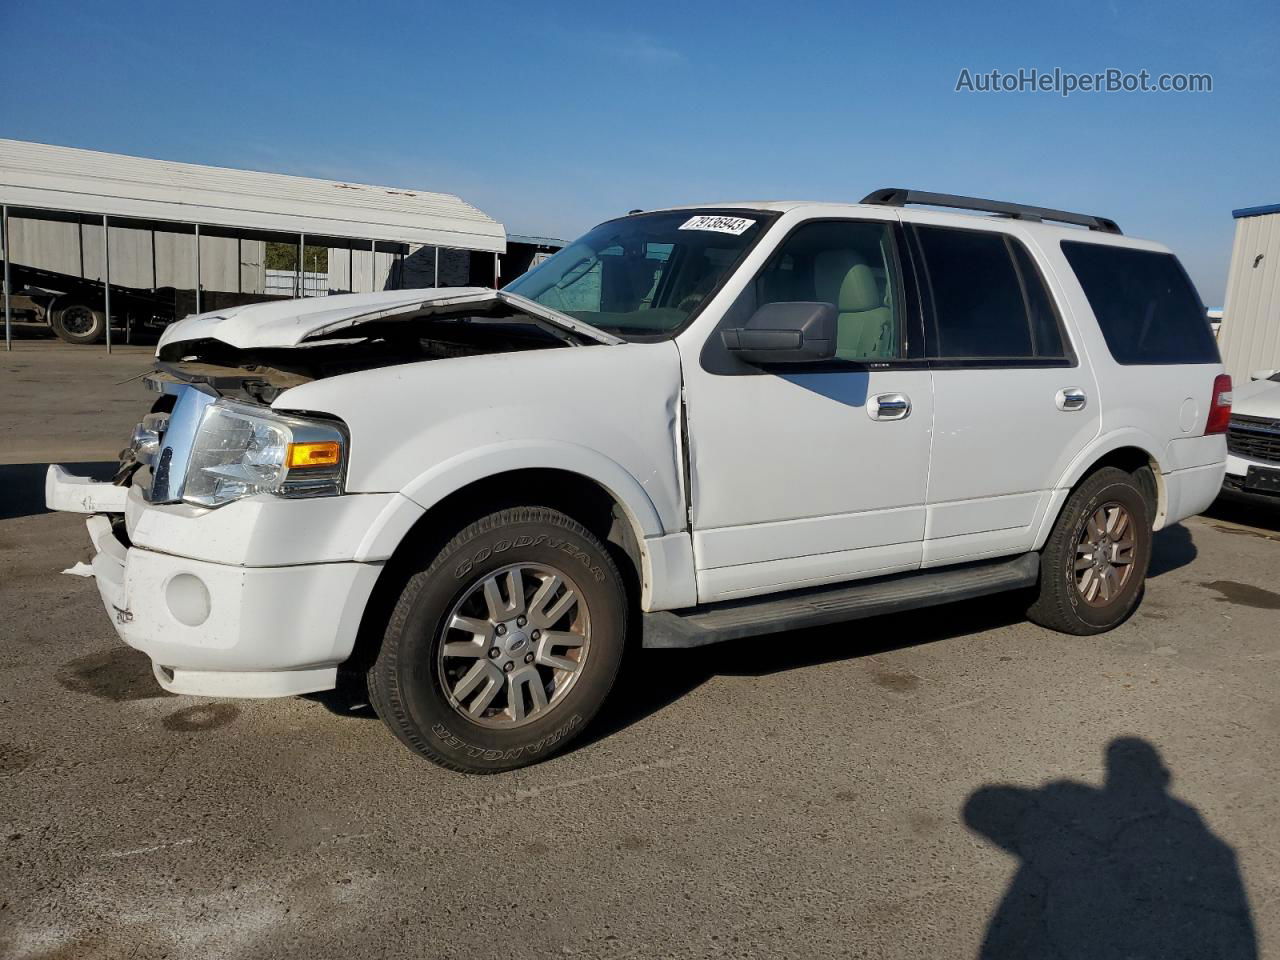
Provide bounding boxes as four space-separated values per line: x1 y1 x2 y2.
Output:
1028 467 1153 635
368 506 628 773
51 303 105 344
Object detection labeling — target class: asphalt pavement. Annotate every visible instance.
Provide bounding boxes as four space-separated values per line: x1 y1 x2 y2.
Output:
3 336 1278 959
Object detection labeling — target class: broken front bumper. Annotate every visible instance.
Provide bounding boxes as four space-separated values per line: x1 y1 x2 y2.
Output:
46 465 383 698
46 464 130 514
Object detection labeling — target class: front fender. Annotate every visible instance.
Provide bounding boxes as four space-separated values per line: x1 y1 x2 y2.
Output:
276 339 691 604
351 441 697 611
353 440 667 557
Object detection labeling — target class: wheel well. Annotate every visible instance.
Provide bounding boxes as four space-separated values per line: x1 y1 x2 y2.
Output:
337 469 644 692
1077 447 1163 524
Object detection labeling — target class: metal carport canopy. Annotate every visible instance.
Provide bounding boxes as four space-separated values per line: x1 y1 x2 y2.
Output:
0 139 507 253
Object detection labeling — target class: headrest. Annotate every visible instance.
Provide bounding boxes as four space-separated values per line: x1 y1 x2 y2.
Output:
813 251 882 313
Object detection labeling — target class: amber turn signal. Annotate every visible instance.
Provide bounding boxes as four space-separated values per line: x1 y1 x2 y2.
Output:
286 441 341 468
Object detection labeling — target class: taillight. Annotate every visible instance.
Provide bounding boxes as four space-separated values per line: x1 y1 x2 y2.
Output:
1205 374 1232 435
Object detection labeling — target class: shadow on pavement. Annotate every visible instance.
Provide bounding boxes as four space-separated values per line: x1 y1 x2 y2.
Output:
1149 522 1197 578
582 591 1025 751
586 519 1203 749
964 736 1257 959
0 461 118 520
1204 496 1280 534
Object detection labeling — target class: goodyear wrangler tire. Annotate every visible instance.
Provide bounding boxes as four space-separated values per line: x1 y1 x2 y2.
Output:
368 506 628 773
1027 467 1153 635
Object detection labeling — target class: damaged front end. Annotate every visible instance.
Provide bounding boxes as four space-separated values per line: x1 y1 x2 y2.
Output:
70 286 621 500
45 286 621 698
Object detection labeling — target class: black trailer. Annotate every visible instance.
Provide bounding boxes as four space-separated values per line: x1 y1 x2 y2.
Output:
3 260 177 344
1 260 293 345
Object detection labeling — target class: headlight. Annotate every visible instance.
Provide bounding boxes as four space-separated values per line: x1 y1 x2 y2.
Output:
182 400 347 508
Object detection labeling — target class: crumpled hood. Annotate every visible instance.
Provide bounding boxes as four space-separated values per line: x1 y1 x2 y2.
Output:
1233 376 1280 420
155 287 622 352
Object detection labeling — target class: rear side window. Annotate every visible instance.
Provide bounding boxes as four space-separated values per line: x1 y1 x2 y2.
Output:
1061 242 1218 365
915 226 1067 361
1010 242 1066 359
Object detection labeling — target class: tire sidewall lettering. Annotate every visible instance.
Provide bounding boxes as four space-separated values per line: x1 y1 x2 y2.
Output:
453 531 603 582
430 715 582 762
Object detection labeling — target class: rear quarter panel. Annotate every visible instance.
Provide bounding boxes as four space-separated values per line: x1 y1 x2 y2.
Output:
1035 234 1225 526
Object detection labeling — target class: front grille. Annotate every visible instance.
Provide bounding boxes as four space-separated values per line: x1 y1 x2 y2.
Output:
152 447 173 500
144 385 217 503
1227 415 1280 464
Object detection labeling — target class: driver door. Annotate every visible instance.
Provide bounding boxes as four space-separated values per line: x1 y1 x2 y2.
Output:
679 217 934 603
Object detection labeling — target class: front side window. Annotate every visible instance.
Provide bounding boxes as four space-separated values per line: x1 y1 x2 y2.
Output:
1061 241 1218 365
503 210 772 336
915 225 1067 361
751 220 903 361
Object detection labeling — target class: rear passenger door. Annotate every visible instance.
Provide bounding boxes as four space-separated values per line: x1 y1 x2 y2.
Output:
908 224 1100 565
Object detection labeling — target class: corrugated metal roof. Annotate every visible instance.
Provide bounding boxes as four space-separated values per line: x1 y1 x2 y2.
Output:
508 233 568 248
0 139 506 253
1232 203 1280 219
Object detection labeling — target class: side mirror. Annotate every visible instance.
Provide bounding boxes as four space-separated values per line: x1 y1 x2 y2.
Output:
721 301 836 365
1250 369 1277 382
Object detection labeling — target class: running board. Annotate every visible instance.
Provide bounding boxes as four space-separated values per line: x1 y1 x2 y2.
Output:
642 552 1040 649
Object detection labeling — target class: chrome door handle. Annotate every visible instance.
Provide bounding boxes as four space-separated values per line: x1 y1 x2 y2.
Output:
869 393 911 421
1056 387 1087 411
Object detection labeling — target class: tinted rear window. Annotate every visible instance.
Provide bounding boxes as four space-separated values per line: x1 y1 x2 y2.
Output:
918 226 1031 358
1061 242 1218 365
915 226 1068 361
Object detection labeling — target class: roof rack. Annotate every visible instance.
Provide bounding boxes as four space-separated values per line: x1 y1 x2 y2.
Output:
861 188 1122 235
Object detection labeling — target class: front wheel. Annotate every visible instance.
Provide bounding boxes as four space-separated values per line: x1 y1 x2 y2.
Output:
368 506 628 773
1028 466 1153 635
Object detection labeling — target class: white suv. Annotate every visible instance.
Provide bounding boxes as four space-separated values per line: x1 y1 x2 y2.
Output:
47 189 1229 772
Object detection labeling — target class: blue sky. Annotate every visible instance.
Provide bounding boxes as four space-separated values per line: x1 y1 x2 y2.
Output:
4 0 1276 303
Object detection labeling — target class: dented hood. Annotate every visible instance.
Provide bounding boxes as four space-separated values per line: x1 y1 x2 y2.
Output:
155 287 623 352
1233 376 1280 420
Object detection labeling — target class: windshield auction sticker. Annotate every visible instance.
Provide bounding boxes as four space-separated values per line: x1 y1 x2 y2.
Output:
678 215 756 236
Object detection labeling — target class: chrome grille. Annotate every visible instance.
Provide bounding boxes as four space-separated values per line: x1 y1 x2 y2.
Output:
1227 415 1280 464
144 383 216 503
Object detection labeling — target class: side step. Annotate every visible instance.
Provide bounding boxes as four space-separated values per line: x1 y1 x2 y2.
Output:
642 552 1040 649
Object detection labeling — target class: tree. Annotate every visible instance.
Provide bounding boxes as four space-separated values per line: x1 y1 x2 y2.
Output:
265 242 328 273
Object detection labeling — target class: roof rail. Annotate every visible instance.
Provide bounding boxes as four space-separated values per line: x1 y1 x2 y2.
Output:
861 188 1122 235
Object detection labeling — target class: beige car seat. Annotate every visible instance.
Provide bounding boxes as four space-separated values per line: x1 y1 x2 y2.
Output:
813 251 895 360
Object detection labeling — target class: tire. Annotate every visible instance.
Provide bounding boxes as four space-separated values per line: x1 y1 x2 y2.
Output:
1028 466 1153 635
368 506 628 773
51 303 106 344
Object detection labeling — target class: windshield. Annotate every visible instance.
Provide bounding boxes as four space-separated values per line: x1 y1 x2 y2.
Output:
504 210 772 335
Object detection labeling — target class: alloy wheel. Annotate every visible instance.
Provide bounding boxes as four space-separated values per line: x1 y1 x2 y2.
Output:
1074 502 1137 606
437 563 591 727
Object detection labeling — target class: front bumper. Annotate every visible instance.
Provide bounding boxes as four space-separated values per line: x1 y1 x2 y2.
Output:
1222 452 1280 504
47 466 384 698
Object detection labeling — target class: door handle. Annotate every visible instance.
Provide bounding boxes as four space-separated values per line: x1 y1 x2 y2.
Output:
1056 387 1087 412
869 393 911 421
